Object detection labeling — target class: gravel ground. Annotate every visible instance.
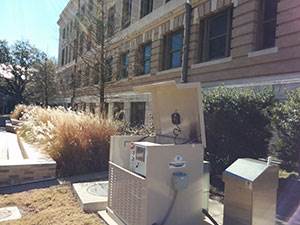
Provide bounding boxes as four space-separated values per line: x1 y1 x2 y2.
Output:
0 184 105 225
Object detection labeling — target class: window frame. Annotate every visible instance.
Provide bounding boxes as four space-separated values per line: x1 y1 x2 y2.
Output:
256 0 278 50
163 29 184 70
107 5 116 37
199 7 233 62
130 102 146 127
139 42 152 75
104 57 113 82
122 0 132 29
119 51 129 80
140 0 153 18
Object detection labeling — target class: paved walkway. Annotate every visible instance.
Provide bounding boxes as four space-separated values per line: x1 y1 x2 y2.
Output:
0 131 23 161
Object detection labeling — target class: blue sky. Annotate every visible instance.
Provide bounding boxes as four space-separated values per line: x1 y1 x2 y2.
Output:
0 0 69 59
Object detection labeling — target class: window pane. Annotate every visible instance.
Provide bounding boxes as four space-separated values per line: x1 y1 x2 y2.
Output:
171 32 183 51
209 36 226 59
113 102 124 120
144 60 151 74
171 51 182 68
120 52 129 78
130 102 146 127
264 0 277 21
144 44 151 59
209 13 227 37
263 21 276 48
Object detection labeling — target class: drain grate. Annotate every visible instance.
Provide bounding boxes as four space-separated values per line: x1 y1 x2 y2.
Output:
87 183 108 197
0 209 12 220
0 207 21 222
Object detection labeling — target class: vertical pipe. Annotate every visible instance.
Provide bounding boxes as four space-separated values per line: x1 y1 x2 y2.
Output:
181 0 192 83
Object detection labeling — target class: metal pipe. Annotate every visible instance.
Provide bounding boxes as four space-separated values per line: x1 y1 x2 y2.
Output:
181 0 192 83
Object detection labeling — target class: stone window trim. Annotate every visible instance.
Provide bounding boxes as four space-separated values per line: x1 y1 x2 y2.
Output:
191 56 232 69
156 67 181 76
248 46 278 58
132 73 152 80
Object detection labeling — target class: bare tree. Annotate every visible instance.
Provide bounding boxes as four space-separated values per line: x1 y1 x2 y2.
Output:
69 0 124 114
30 58 57 106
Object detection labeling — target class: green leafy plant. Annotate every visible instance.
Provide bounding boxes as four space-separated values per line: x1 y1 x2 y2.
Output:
271 89 300 173
203 87 275 180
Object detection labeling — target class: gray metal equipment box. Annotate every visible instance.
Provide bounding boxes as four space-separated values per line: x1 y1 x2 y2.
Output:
223 158 279 225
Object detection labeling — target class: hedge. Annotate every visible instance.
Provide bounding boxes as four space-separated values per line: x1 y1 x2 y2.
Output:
203 87 276 179
271 89 300 173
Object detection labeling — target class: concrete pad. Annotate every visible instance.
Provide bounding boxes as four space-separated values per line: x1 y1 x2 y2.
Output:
98 210 122 225
208 198 224 225
0 206 21 222
73 181 108 212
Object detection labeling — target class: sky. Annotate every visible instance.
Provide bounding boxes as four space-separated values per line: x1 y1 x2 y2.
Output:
0 0 69 59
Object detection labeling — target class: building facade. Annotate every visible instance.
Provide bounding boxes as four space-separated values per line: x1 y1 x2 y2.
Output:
54 0 300 126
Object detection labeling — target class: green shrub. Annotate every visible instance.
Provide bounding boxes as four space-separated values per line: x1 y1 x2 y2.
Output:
271 89 300 173
203 87 275 178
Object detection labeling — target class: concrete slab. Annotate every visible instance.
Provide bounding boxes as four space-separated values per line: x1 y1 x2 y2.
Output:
0 206 21 222
73 181 108 212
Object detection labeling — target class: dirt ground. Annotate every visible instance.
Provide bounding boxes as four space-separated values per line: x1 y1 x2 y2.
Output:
0 184 105 225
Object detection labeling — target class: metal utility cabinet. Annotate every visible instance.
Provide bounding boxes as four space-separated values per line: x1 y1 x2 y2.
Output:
223 158 279 225
101 81 207 225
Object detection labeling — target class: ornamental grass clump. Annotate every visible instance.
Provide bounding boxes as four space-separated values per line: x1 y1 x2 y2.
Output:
16 105 117 176
11 104 32 120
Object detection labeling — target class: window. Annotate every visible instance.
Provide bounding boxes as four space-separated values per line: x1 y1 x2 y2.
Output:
122 0 132 29
65 46 69 64
200 7 232 62
104 57 113 82
140 43 152 75
70 21 73 33
130 102 146 127
81 5 86 15
62 28 66 39
61 48 65 66
113 102 124 120
73 39 77 60
88 0 93 11
89 103 96 114
84 67 90 86
257 0 278 50
163 30 183 70
93 69 99 84
119 52 129 79
79 33 84 55
76 70 82 88
107 6 116 37
140 0 153 18
69 46 72 62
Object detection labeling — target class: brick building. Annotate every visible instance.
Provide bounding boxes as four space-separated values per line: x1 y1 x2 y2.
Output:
54 0 300 126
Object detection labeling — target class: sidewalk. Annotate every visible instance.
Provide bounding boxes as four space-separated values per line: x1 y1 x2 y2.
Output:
0 130 23 160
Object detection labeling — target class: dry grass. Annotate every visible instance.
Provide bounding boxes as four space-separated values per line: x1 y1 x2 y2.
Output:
10 105 31 120
0 185 104 225
15 105 118 176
